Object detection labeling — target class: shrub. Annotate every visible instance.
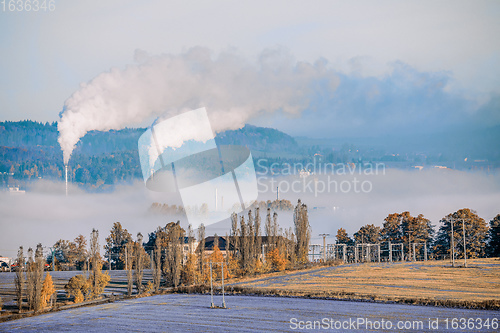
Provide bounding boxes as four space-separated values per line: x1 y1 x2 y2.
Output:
266 248 287 272
65 275 90 304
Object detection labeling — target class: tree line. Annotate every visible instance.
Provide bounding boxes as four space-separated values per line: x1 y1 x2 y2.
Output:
335 209 500 260
9 199 311 311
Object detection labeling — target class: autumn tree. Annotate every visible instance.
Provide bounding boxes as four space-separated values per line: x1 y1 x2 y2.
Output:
181 252 198 285
41 273 56 308
73 235 87 270
88 229 110 299
65 275 90 304
381 212 434 259
105 222 132 270
381 213 404 243
294 199 311 263
335 228 353 245
354 224 381 244
266 248 286 272
204 245 229 282
487 214 500 257
163 221 185 287
434 208 489 259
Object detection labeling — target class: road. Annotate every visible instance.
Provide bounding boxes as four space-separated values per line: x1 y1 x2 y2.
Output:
1 294 499 332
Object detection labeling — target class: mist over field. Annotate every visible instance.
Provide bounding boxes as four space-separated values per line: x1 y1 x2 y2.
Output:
1 168 498 258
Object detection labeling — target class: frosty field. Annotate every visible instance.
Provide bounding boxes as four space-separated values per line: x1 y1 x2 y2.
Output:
1 294 499 332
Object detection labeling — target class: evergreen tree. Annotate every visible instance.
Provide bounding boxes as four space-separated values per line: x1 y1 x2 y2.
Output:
354 224 380 244
381 213 403 243
105 222 132 270
335 228 353 245
434 208 488 259
487 214 500 257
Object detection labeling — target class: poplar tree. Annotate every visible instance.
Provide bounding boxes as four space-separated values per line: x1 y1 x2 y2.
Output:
197 223 205 281
135 233 144 294
15 246 24 312
33 244 44 312
153 231 162 292
25 248 35 310
254 207 262 262
294 200 311 264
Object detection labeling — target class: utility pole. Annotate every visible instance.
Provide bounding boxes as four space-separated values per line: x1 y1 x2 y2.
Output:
451 219 455 267
389 241 392 263
319 234 329 261
462 219 467 268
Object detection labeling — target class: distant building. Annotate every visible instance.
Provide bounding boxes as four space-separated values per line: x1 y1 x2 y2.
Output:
0 256 10 271
8 186 25 194
198 235 292 259
181 236 198 264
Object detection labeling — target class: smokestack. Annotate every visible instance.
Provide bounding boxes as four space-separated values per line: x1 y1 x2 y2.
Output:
57 48 336 164
65 165 68 196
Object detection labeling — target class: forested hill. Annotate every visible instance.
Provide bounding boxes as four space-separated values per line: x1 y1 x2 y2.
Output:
0 120 298 189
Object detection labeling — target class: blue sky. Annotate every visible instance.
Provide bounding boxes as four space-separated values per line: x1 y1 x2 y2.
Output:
1 0 499 138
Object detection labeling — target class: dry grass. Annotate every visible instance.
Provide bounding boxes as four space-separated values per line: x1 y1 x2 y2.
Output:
223 258 500 309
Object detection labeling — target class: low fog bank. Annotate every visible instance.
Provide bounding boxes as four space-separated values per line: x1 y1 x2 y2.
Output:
1 169 499 258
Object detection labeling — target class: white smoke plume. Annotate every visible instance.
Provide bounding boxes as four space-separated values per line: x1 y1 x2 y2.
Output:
58 47 339 164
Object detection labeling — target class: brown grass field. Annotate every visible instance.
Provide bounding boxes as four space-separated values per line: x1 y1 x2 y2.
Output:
225 258 500 309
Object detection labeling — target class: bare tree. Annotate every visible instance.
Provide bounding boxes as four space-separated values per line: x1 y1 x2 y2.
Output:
197 223 205 281
134 233 144 294
25 248 35 310
126 242 133 296
164 221 184 287
89 229 99 295
240 215 252 273
88 229 110 299
294 200 311 263
15 246 24 312
254 207 262 262
272 211 279 248
33 243 44 312
230 213 239 258
153 231 162 293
